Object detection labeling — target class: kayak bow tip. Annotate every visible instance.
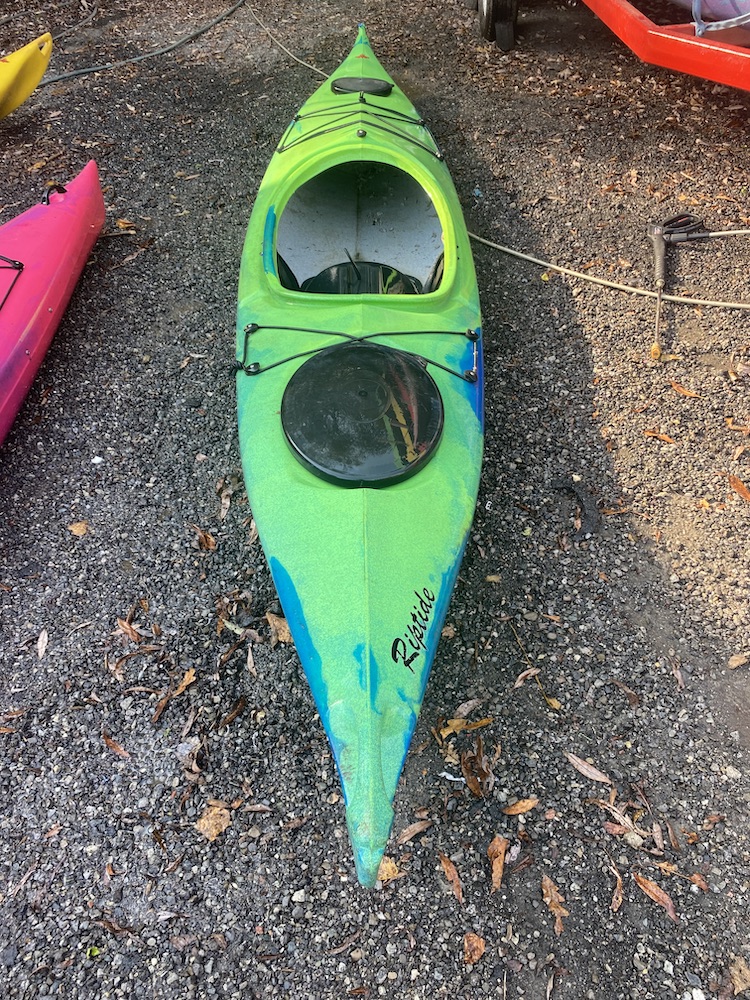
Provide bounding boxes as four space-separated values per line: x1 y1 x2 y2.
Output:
347 801 394 889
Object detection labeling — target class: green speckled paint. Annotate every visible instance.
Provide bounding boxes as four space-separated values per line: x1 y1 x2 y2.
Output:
236 25 483 886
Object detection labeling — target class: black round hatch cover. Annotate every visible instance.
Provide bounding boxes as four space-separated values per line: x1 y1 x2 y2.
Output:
331 76 394 96
281 342 444 486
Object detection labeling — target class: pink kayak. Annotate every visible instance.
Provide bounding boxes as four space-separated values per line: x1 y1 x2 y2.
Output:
0 160 105 447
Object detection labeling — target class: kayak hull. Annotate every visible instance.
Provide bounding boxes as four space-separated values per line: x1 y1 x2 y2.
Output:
236 27 483 885
0 33 53 121
0 160 105 447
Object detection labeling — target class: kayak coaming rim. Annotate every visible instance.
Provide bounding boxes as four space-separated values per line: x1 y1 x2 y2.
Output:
243 141 468 300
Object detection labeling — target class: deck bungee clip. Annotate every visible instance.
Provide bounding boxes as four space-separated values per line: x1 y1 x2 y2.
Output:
235 322 479 383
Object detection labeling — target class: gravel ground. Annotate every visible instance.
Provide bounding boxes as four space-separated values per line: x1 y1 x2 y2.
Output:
1 1 749 998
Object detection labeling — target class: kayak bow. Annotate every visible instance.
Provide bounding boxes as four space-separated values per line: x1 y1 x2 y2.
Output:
0 33 53 121
235 26 483 886
0 161 105 447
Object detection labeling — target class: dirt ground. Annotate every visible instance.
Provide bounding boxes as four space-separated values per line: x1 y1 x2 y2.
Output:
1 1 749 998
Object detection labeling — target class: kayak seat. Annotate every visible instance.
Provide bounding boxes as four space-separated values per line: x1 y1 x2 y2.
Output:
300 261 422 295
423 253 444 293
277 253 300 291
331 76 393 97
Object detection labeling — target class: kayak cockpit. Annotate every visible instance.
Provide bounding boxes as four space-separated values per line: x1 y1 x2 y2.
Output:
275 160 444 294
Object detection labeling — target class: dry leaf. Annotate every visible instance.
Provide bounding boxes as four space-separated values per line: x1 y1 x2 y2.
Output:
217 696 247 730
463 932 486 965
650 342 662 361
669 380 700 398
728 653 749 669
666 819 681 853
729 954 750 995
488 834 509 893
689 872 709 892
610 678 640 706
116 617 143 644
513 666 540 688
68 521 88 536
439 852 463 904
503 797 539 816
174 668 196 697
265 612 292 646
655 860 678 876
460 734 496 798
592 796 650 839
441 623 456 639
103 730 130 760
377 856 404 884
190 524 217 550
728 474 750 502
725 416 750 435
603 820 629 837
633 872 679 923
326 932 360 956
396 819 433 845
541 689 563 711
644 428 676 444
563 751 612 785
652 820 664 852
541 875 569 936
36 629 48 659
452 698 484 718
440 717 493 738
607 859 624 912
195 804 231 842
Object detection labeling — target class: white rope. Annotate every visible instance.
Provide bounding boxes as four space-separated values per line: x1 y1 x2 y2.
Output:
469 231 750 311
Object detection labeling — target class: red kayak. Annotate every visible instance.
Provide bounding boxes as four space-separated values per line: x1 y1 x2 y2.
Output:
0 160 105 447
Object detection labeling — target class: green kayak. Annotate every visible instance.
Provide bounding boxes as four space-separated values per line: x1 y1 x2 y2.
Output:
235 25 483 886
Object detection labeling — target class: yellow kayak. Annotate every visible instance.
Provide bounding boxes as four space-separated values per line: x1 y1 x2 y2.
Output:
0 33 53 121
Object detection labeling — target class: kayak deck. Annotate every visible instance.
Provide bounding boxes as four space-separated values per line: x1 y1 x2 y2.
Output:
236 26 483 886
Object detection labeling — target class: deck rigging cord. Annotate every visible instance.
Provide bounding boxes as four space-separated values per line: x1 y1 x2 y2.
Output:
0 255 24 313
278 97 442 159
235 323 480 383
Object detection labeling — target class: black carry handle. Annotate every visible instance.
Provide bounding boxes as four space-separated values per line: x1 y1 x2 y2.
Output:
42 183 67 205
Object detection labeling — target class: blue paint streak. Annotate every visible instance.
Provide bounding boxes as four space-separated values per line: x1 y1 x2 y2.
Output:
354 642 381 712
268 557 329 730
262 207 277 275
